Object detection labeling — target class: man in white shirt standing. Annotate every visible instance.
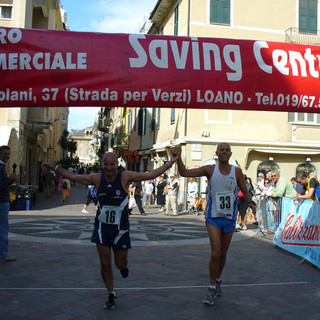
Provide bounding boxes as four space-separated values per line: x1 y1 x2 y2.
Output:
165 174 179 216
188 177 198 209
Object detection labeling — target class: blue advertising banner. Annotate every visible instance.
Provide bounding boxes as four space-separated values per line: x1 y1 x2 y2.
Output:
273 197 320 268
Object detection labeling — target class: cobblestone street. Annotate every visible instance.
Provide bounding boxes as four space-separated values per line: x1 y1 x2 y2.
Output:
1 185 319 320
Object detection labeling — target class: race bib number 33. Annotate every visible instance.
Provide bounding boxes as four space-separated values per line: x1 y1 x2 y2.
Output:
215 191 233 219
100 205 121 225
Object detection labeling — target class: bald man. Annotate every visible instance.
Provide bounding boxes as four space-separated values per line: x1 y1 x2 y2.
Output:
172 143 255 306
41 152 177 310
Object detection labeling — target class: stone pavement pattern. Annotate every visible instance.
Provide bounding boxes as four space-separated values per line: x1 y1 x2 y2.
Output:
0 185 319 319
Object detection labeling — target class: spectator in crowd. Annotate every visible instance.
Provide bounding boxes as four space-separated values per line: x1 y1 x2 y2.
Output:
156 176 167 211
203 179 209 198
269 171 297 198
57 175 63 192
0 145 17 262
141 171 149 206
290 177 304 194
165 174 179 216
254 172 265 196
188 177 198 210
260 178 273 199
43 170 55 198
245 176 254 197
62 168 73 202
237 189 248 230
237 175 255 230
132 181 146 215
150 178 156 204
62 177 71 202
245 176 256 223
295 172 320 201
143 179 154 208
82 185 98 213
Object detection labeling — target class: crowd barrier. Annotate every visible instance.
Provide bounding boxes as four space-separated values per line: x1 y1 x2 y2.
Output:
255 197 320 269
255 197 282 234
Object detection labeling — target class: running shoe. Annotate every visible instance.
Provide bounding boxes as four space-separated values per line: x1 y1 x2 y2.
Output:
216 280 222 296
120 267 129 278
104 293 117 310
203 288 217 306
0 255 16 262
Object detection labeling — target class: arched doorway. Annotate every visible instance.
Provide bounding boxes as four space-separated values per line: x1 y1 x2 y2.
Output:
257 159 280 178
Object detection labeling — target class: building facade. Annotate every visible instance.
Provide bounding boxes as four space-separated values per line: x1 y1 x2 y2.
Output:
70 127 94 165
99 0 320 206
0 0 69 186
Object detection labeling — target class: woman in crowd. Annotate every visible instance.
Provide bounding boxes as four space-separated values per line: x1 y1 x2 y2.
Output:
156 175 167 211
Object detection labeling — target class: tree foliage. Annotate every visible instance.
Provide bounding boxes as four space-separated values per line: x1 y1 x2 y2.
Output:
57 129 79 168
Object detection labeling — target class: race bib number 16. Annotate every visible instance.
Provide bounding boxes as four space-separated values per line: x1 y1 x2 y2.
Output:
100 206 121 225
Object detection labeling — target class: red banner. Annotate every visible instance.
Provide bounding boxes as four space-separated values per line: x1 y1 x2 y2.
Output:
1 27 320 112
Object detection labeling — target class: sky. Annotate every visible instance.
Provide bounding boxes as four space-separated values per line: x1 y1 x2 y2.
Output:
61 0 157 131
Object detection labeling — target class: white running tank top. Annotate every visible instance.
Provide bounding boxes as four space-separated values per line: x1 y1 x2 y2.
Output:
205 163 239 220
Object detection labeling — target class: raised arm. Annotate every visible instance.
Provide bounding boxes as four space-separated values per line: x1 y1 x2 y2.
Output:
121 151 178 191
173 146 212 180
41 162 98 186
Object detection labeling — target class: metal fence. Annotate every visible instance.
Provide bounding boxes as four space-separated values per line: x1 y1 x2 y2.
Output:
256 197 283 234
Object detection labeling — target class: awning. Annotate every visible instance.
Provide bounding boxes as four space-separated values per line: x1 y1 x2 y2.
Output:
0 126 14 146
245 147 320 168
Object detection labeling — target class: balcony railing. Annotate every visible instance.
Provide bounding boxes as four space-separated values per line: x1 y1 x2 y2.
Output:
285 27 320 45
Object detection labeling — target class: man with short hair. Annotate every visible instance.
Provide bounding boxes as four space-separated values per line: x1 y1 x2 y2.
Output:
143 179 153 208
0 145 17 262
188 177 198 209
173 143 255 306
270 171 297 198
255 172 265 196
295 172 320 201
290 177 303 194
41 152 177 310
165 174 179 216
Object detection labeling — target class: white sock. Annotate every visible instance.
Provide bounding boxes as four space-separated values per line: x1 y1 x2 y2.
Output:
209 284 216 290
216 278 222 282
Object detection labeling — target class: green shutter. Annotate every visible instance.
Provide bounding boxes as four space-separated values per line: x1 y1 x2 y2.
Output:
288 112 295 122
210 0 230 24
157 108 161 129
299 0 317 33
171 108 175 123
174 5 179 35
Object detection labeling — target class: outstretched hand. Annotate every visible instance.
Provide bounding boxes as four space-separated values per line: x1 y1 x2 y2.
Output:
171 146 181 162
41 162 55 172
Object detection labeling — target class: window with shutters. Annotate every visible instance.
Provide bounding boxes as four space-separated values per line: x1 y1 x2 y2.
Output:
170 108 175 123
288 112 320 125
174 4 179 35
0 0 13 20
210 0 230 25
299 0 317 34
